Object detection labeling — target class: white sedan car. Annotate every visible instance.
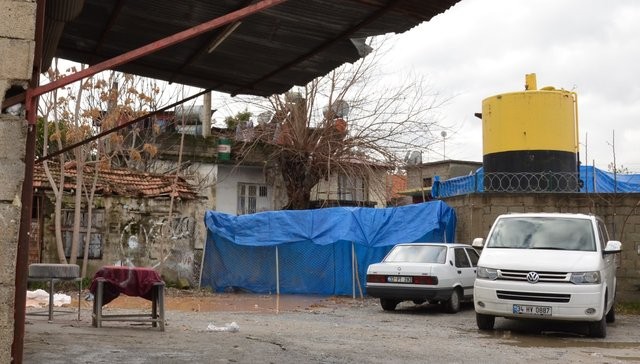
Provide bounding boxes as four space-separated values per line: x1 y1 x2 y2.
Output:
366 243 479 313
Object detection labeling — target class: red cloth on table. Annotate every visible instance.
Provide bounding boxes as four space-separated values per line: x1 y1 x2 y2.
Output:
89 266 163 305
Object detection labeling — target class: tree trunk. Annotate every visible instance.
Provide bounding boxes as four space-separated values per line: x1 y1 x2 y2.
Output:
69 150 84 265
281 152 320 210
81 166 99 278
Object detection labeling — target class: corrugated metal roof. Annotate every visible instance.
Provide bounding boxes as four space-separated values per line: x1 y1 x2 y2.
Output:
47 0 461 97
33 162 199 200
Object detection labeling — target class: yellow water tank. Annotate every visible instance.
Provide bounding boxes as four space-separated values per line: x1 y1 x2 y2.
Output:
481 74 579 190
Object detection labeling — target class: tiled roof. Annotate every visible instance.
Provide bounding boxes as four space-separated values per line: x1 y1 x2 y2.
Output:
33 162 198 200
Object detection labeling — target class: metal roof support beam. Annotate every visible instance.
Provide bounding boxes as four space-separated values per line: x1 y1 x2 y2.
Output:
237 0 401 95
35 88 212 164
93 0 126 54
1 0 288 111
169 0 256 83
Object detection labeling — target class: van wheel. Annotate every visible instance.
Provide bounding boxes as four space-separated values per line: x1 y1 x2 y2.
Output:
588 315 607 338
445 289 461 313
476 313 495 330
606 304 616 323
380 298 398 311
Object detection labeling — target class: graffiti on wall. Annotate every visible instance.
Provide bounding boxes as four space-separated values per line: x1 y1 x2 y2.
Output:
116 215 197 284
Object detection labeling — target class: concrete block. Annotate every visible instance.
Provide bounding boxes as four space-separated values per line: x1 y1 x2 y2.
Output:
0 285 15 323
0 323 12 364
0 1 36 40
0 38 34 80
0 117 27 157
0 205 19 286
0 159 24 201
0 79 6 104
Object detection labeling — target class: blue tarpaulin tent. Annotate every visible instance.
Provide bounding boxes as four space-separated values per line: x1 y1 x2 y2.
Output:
200 201 457 295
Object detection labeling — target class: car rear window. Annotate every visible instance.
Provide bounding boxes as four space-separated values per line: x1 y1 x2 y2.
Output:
384 245 447 264
486 217 597 251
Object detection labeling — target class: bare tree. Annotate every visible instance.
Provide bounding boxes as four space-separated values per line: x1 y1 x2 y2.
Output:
37 61 182 266
230 37 449 209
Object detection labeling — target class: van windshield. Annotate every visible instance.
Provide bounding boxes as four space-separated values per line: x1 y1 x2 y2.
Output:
486 217 597 251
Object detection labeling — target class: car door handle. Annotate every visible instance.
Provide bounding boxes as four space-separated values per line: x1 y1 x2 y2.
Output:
457 270 462 274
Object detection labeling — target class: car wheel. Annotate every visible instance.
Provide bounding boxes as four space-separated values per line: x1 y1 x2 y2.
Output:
476 313 495 330
380 298 398 311
606 304 616 323
588 315 607 338
444 289 461 313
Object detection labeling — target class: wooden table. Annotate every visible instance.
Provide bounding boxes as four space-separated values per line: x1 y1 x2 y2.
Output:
90 266 165 330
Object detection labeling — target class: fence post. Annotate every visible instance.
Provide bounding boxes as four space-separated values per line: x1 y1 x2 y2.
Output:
275 245 280 295
352 242 356 299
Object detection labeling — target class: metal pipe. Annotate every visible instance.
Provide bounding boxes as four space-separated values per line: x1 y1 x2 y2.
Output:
36 88 212 163
352 242 355 299
275 245 280 295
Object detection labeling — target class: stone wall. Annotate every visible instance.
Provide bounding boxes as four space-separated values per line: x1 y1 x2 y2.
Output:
0 0 36 362
445 193 640 303
38 194 207 287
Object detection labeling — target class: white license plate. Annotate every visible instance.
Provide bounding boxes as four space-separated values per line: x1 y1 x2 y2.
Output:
387 276 412 283
513 304 552 316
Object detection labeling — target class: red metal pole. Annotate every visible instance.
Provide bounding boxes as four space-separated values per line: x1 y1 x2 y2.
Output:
30 0 288 99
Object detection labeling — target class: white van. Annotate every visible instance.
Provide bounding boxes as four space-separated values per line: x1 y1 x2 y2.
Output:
472 213 622 338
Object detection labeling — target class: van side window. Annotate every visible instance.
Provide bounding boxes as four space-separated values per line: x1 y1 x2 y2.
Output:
597 220 609 250
466 248 480 267
454 248 471 268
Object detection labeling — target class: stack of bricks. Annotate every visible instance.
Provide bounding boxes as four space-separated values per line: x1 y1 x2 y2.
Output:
0 1 35 362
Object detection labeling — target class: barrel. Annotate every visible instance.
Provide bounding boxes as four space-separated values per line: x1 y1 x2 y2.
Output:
481 74 579 191
217 138 231 161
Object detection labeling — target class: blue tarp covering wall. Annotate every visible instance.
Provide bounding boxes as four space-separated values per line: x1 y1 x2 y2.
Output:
201 201 457 295
433 166 640 198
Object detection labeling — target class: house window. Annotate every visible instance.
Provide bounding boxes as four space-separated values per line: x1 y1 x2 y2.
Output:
238 183 270 215
62 209 104 259
423 177 433 187
338 175 367 202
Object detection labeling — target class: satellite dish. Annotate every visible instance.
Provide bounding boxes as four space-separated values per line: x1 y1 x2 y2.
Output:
405 151 422 165
332 100 350 118
257 111 273 124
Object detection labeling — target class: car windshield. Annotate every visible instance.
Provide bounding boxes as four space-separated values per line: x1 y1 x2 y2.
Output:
383 245 447 264
486 217 596 251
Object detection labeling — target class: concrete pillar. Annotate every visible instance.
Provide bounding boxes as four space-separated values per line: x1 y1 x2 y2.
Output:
201 91 211 138
0 0 36 362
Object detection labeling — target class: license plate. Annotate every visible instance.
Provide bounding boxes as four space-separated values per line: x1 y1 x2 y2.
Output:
387 276 412 283
513 304 552 316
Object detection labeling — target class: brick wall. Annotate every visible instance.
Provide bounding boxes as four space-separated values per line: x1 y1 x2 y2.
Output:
445 193 640 303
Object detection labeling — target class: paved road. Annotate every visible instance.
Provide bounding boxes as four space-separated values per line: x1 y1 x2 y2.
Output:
23 295 640 363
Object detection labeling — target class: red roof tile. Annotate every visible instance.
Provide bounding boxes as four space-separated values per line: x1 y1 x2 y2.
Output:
33 162 198 200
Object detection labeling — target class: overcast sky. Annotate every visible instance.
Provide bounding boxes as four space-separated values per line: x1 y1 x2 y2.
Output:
381 0 640 172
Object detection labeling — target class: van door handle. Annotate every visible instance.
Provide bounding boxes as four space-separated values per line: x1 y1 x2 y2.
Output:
457 270 462 274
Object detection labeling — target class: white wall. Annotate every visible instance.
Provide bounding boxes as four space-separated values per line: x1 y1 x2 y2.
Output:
216 164 269 215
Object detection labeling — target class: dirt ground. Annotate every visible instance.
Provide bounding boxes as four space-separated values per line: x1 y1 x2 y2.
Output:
23 289 640 363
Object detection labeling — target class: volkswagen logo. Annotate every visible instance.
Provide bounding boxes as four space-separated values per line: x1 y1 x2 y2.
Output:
526 271 540 283
396 266 402 272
